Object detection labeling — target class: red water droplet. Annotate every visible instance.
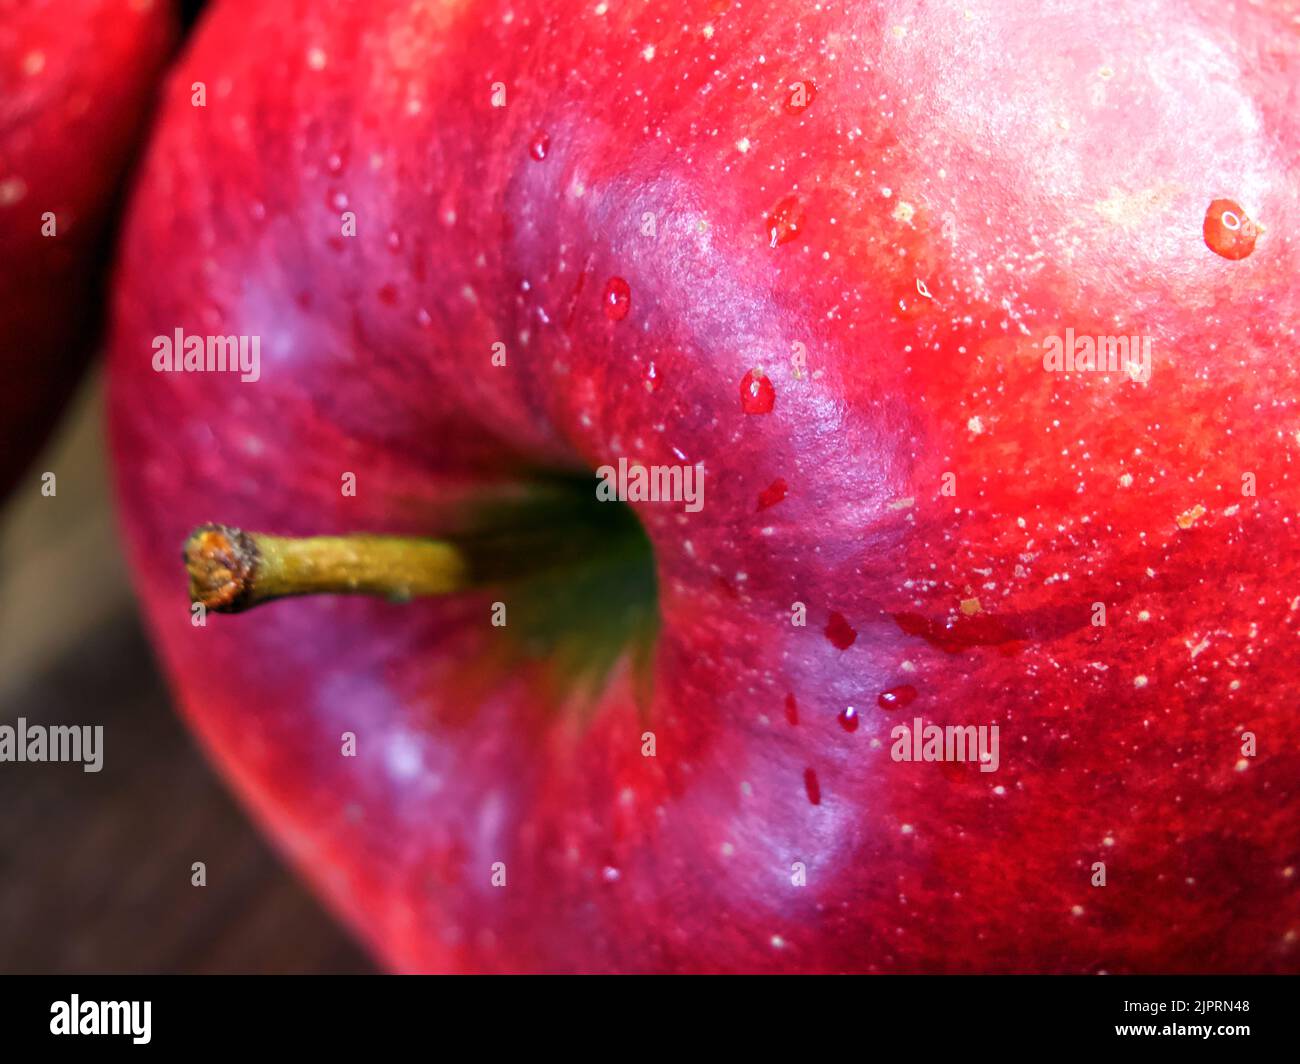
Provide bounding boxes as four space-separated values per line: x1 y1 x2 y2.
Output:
757 477 788 511
785 693 799 726
327 188 349 211
1203 198 1258 260
825 611 857 650
765 195 805 247
877 684 917 711
644 360 663 393
602 276 631 321
838 706 859 732
377 283 398 306
740 368 776 414
803 767 821 805
892 610 1020 654
529 131 550 161
386 229 403 252
784 80 818 115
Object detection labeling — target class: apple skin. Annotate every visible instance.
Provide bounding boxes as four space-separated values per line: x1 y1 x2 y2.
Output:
0 0 175 499
108 0 1300 973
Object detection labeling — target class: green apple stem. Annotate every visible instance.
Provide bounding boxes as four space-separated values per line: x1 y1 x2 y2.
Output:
184 524 468 613
182 484 660 704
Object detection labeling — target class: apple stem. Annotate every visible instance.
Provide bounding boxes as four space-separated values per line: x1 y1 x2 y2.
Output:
184 524 468 613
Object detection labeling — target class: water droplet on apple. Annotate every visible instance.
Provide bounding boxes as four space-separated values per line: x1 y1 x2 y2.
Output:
386 229 403 252
892 610 1020 653
328 188 349 211
326 151 346 175
824 611 857 649
803 767 821 805
757 477 787 510
644 360 663 393
1203 198 1258 260
601 865 621 883
766 195 805 247
529 131 551 161
739 368 776 414
785 693 799 725
783 80 817 115
838 706 859 732
877 684 917 711
602 276 631 321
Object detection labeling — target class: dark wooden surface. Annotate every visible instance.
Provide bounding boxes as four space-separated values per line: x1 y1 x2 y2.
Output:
0 611 374 975
0 376 373 973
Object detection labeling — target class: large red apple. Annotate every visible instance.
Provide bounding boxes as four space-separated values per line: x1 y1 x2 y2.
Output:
108 0 1300 972
0 0 174 498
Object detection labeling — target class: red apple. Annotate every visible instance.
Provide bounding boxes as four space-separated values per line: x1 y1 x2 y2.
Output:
0 0 174 498
108 0 1300 972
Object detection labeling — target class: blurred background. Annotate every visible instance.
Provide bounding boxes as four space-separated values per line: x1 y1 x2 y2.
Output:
0 372 372 973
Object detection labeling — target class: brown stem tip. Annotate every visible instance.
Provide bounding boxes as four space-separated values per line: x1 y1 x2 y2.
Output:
185 524 260 612
183 523 469 614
